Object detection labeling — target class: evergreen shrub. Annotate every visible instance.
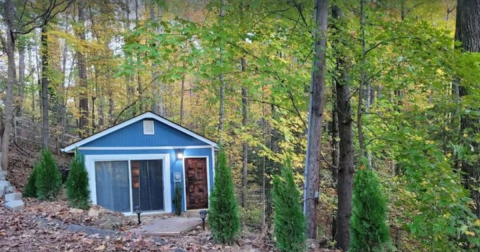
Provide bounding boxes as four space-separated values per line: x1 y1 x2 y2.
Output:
23 162 39 198
208 150 240 244
66 153 90 209
350 168 392 252
272 160 306 252
35 149 62 201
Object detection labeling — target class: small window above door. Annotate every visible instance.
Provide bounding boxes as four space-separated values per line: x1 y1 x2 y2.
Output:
143 120 154 135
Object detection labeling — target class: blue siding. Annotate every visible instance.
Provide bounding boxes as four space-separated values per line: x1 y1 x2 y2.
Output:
79 147 214 212
83 120 206 147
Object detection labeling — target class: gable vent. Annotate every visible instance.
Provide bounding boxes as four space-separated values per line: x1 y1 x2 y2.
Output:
143 120 154 135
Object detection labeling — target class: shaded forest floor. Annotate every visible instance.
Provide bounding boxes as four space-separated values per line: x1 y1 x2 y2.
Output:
1 143 336 251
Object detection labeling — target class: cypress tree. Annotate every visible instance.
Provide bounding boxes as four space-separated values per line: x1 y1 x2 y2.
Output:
272 160 306 252
35 149 62 201
23 162 39 198
208 150 240 244
350 168 392 251
66 153 90 209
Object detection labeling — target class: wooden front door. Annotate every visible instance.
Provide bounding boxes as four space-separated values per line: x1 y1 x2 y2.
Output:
185 158 208 209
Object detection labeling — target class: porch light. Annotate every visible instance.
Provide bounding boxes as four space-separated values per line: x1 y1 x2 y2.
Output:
176 149 184 160
134 205 142 225
199 210 207 230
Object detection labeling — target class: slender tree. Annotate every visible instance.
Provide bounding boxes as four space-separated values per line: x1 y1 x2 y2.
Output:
304 0 328 239
332 5 355 251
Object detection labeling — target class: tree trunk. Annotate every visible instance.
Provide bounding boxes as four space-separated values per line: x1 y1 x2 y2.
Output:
217 0 226 144
150 1 165 116
241 57 248 208
304 0 328 239
77 1 89 137
1 0 17 171
455 0 480 216
357 0 368 158
180 72 185 124
16 45 26 117
41 26 50 149
332 5 354 250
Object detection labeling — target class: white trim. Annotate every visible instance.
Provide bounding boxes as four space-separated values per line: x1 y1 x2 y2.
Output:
77 145 213 151
62 112 219 152
211 146 216 180
143 120 155 135
85 153 172 214
182 156 210 211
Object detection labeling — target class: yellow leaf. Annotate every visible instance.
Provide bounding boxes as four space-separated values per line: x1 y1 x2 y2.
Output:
465 231 475 237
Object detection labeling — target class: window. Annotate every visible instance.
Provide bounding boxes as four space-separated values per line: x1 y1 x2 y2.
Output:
143 120 154 135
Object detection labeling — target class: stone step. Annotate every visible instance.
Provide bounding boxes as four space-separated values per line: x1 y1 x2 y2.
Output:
0 187 4 197
6 186 15 193
5 200 24 211
0 180 11 190
5 192 22 202
0 172 5 180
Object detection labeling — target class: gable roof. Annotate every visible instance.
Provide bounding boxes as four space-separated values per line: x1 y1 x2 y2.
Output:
61 112 219 153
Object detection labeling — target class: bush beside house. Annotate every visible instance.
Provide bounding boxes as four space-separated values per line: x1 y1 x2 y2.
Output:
66 153 90 209
208 150 240 244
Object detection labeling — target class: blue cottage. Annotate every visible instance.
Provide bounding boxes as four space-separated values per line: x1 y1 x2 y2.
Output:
61 112 219 214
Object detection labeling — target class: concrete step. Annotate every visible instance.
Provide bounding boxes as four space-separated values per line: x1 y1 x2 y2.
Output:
0 180 11 190
5 192 22 202
5 200 24 211
5 186 15 193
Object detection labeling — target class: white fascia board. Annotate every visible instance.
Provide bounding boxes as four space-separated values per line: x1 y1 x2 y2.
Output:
62 112 219 152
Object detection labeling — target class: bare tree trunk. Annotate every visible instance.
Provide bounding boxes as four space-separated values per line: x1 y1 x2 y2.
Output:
2 0 17 171
357 0 367 158
16 45 26 117
217 0 226 144
455 0 480 216
150 1 165 116
304 0 328 239
180 72 185 124
332 6 354 250
241 57 248 208
77 0 89 137
135 0 143 113
41 26 50 149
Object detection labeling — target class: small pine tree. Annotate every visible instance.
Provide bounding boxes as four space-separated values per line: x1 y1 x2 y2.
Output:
66 153 90 209
173 183 183 216
272 160 306 252
350 168 392 252
208 150 240 244
23 162 39 198
35 149 62 201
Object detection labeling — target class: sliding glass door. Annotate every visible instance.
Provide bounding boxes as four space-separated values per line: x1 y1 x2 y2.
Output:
131 160 164 211
94 159 164 213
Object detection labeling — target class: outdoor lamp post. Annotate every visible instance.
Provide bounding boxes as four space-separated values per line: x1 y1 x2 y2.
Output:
199 210 207 230
134 206 142 225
